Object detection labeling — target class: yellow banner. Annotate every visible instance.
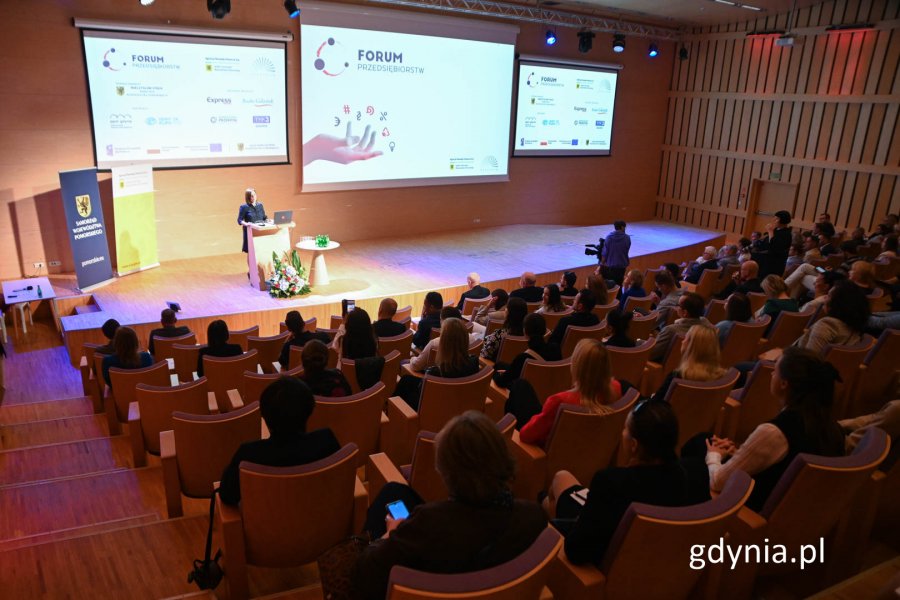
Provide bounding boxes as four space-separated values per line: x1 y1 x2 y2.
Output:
112 165 159 276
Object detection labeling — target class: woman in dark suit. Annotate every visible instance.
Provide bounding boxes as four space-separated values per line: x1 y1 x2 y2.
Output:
237 188 267 253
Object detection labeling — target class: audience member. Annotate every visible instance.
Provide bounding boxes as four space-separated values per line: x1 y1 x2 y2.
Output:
653 324 725 398
353 411 546 600
664 262 684 287
604 309 636 348
559 271 579 297
102 327 154 388
492 313 561 389
197 320 243 377
586 273 610 305
794 280 869 354
472 288 509 328
650 292 710 362
684 246 719 284
509 339 622 443
753 210 792 277
339 308 379 359
716 259 762 299
848 261 877 295
650 271 683 328
536 283 567 315
717 244 740 268
219 377 340 505
373 298 407 337
410 307 478 373
278 310 331 369
877 234 898 261
456 272 490 310
618 269 647 306
801 234 822 261
704 347 843 511
785 244 804 271
548 289 600 346
148 308 191 356
715 293 753 347
757 275 798 329
299 340 351 397
481 297 527 362
509 272 543 303
601 220 631 285
801 269 845 313
840 227 867 254
96 318 121 355
412 291 444 350
817 221 838 256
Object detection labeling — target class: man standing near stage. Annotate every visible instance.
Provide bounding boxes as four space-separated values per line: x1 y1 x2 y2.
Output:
601 220 631 286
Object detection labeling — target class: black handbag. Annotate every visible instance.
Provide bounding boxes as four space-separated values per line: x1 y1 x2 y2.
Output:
187 491 224 590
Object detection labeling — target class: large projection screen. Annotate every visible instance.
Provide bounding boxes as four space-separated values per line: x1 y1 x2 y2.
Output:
299 2 518 192
81 28 289 169
513 57 620 157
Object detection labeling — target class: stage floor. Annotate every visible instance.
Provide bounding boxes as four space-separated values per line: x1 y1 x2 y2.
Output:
52 220 723 364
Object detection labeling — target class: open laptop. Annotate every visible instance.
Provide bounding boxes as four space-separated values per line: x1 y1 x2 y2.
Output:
273 210 293 225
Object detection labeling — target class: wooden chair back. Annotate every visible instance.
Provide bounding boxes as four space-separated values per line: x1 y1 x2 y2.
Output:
394 305 413 322
607 338 655 389
153 332 196 362
760 309 813 352
704 299 727 325
241 366 304 406
545 389 639 485
873 257 900 281
747 292 766 314
378 330 414 360
561 323 607 357
496 335 530 365
229 325 259 352
714 263 740 295
418 366 493 433
622 295 654 313
289 344 338 370
486 319 505 335
694 267 723 301
728 361 778 444
867 287 891 313
136 378 210 455
853 329 900 416
308 383 388 465
169 401 262 498
664 368 740 449
341 350 401 395
525 302 543 314
89 350 108 411
628 311 659 342
109 360 171 422
248 331 291 374
823 335 876 419
405 432 447 502
519 357 573 404
387 528 562 600
607 285 621 299
719 316 770 367
598 472 753 600
329 315 344 330
824 252 845 269
854 242 880 259
170 343 203 383
644 333 685 397
240 444 360 565
461 295 491 317
203 350 260 412
592 300 619 322
468 338 484 357
541 309 573 332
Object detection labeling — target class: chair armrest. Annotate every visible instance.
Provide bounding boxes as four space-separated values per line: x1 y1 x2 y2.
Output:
385 396 419 465
79 356 91 395
353 476 369 535
378 411 390 453
548 548 606 600
720 507 767 600
479 356 495 369
483 395 504 422
641 361 663 397
226 389 243 411
169 374 180 387
487 379 510 408
758 348 783 362
191 371 199 381
104 388 122 436
510 430 548 500
203 391 218 414
127 401 146 468
166 357 175 371
160 429 183 518
400 363 423 379
272 361 282 373
366 452 406 502
719 398 741 440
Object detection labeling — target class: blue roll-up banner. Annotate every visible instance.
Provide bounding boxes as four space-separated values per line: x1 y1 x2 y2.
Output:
59 168 115 292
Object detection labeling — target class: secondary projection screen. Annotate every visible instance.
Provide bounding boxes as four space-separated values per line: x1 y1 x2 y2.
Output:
299 2 517 192
513 57 620 157
81 28 289 169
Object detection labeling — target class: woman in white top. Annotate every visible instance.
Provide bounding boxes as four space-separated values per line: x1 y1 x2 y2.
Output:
536 283 567 315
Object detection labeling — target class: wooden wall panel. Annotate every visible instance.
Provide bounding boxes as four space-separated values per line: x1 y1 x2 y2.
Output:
658 0 900 236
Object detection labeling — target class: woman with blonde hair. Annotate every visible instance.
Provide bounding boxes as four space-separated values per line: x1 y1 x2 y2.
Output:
653 324 725 399
618 269 646 307
508 338 623 447
757 274 798 328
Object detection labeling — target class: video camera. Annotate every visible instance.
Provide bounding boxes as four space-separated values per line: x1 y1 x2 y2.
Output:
584 238 605 263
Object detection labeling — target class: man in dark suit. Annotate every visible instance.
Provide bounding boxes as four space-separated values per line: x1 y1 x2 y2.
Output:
413 292 443 350
237 188 268 253
510 272 544 303
373 298 407 337
219 377 340 505
148 309 191 356
548 289 600 346
455 272 490 310
684 246 720 284
559 271 578 297
279 310 332 369
715 260 763 299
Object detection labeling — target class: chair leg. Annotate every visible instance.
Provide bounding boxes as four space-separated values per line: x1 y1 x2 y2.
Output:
104 392 122 436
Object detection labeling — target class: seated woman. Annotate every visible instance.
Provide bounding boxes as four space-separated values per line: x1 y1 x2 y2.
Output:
298 340 352 397
395 318 480 411
536 283 567 315
492 313 561 389
102 326 154 388
756 275 798 334
794 280 869 354
800 269 845 313
653 324 726 399
197 319 243 377
545 400 710 566
618 269 647 306
480 297 527 363
848 260 877 296
604 309 636 348
507 338 622 443
704 347 844 511
586 273 610 305
471 288 509 328
219 376 340 504
335 308 385 390
715 293 752 347
353 410 547 600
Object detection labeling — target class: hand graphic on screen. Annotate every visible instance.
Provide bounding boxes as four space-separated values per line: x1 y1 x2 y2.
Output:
302 122 383 166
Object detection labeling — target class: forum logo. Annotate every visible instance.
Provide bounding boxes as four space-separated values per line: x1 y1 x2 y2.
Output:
526 72 536 87
314 38 349 77
102 48 126 71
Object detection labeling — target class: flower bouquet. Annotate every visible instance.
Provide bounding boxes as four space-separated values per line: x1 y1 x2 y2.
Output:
315 234 330 248
268 249 312 298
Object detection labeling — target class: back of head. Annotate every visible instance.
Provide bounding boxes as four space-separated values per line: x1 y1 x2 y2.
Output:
523 312 546 341
571 338 613 409
607 309 632 335
285 310 305 336
742 260 759 279
491 288 509 311
586 274 608 304
827 280 870 332
435 410 515 506
775 210 792 225
679 325 724 382
776 347 843 453
440 306 463 321
301 339 330 375
114 326 140 365
628 400 679 463
425 291 444 312
614 220 626 231
818 221 836 239
260 376 314 438
725 293 752 323
522 271 537 286
343 308 377 359
664 263 682 282
680 292 705 319
378 297 398 319
627 269 644 289
654 271 675 291
504 297 528 335
884 234 898 252
576 288 597 312
437 318 470 374
761 274 788 298
467 272 480 286
850 261 876 288
207 319 230 348
101 318 121 341
563 271 577 288
161 308 177 326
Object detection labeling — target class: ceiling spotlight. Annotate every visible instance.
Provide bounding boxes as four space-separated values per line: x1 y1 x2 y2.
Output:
284 0 301 18
207 0 231 19
545 30 557 46
577 30 595 54
612 34 625 53
648 43 659 57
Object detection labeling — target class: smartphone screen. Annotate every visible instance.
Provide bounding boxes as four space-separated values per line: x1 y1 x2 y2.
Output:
341 299 356 317
386 500 409 520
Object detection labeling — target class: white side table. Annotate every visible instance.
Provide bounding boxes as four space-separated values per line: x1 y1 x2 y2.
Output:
2 277 56 337
295 240 340 287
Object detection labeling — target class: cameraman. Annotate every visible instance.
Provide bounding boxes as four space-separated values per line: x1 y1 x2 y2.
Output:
600 220 631 286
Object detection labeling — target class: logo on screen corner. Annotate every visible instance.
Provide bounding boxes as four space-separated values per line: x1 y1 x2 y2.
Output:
102 48 126 71
75 194 92 218
526 72 536 87
314 38 350 77
254 57 276 74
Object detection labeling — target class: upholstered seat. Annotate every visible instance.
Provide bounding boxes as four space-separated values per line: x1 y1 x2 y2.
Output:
719 316 770 367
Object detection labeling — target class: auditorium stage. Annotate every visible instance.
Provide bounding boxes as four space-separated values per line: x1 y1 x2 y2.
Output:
54 220 724 365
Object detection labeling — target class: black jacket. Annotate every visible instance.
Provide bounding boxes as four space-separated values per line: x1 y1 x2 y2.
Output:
374 319 407 338
510 286 544 303
238 202 267 253
148 325 191 356
548 311 600 346
456 285 491 310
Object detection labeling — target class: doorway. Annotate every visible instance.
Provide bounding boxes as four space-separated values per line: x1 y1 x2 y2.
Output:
745 179 798 238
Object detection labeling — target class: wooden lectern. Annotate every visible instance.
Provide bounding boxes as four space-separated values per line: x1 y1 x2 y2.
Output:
245 222 294 291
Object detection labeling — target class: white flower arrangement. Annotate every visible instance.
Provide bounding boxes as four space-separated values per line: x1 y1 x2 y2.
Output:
268 249 312 298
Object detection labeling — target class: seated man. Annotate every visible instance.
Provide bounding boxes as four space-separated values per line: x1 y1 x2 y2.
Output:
715 260 762 299
684 246 719 284
509 272 544 303
148 308 191 356
96 318 121 355
278 310 332 369
717 244 740 268
650 292 711 362
373 298 407 338
413 291 443 350
650 271 683 328
818 222 838 256
456 272 490 310
559 271 579 297
548 289 599 346
219 377 340 505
